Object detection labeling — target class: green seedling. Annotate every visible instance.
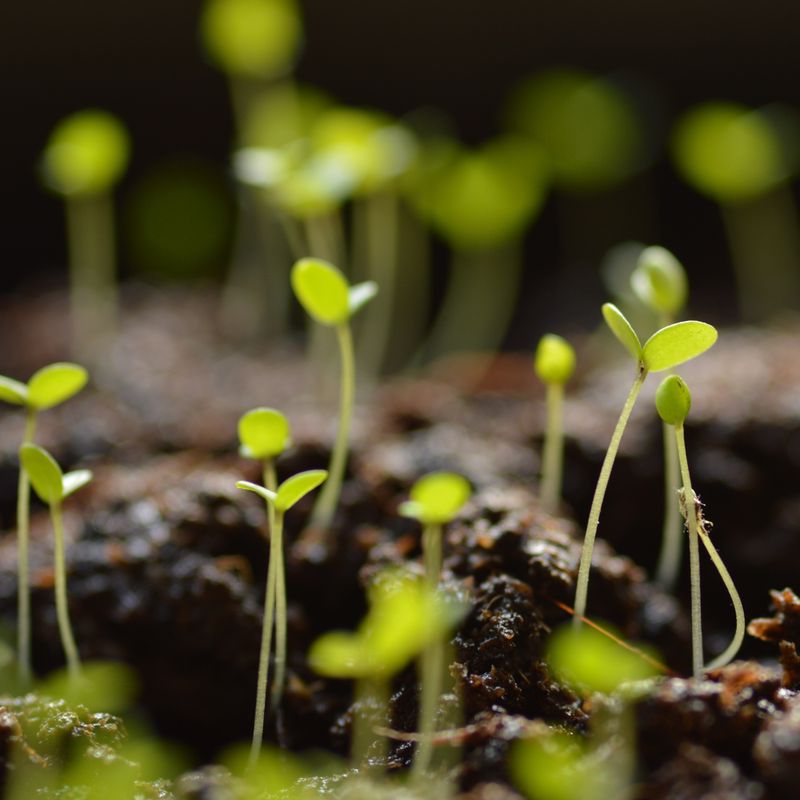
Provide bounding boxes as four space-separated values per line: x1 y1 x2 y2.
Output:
0 362 88 686
631 246 688 593
41 110 130 360
656 375 745 678
236 468 327 763
291 258 377 529
573 305 717 625
19 444 92 680
400 471 471 778
310 569 464 769
533 334 576 513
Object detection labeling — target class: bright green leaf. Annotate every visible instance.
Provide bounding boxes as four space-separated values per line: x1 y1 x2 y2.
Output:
401 472 471 525
20 444 63 506
238 407 291 460
235 480 277 505
642 321 718 373
534 334 576 385
655 375 692 427
348 281 379 317
631 246 688 317
62 469 93 499
291 258 351 326
275 469 327 511
27 363 88 410
601 303 642 361
0 376 28 406
308 631 364 678
510 733 596 800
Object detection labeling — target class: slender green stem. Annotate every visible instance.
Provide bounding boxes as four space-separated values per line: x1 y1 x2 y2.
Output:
50 504 80 679
573 369 647 626
422 523 443 590
16 410 37 688
540 383 565 514
311 323 354 529
352 676 389 768
674 425 703 678
655 421 683 591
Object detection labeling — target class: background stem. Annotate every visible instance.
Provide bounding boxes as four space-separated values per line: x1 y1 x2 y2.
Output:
16 410 37 688
540 383 565 513
50 504 81 678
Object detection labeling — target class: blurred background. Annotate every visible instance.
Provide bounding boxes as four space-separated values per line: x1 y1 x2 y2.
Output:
4 0 800 350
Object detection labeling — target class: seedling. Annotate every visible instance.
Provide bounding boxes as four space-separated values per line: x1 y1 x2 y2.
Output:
291 258 377 529
573 305 717 626
236 468 327 763
630 246 689 593
533 334 576 513
19 444 92 679
0 362 88 686
41 110 130 360
656 375 745 678
400 471 471 777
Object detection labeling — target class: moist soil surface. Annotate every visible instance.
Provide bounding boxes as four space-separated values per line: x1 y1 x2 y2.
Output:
0 287 800 798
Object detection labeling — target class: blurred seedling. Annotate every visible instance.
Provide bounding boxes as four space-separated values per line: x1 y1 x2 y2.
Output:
291 258 377 529
672 102 800 321
19 444 92 680
0 362 88 686
533 334 576 513
238 408 292 737
236 468 327 764
310 569 465 770
400 472 471 777
630 246 689 593
41 110 130 361
656 375 745 678
573 304 717 625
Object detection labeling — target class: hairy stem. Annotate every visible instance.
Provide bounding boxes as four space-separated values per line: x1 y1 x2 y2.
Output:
540 383 565 513
311 323 354 529
675 425 704 678
655 421 683 591
16 410 37 688
51 504 81 679
573 369 647 626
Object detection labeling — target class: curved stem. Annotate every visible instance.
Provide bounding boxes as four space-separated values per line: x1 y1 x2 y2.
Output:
573 369 647 626
675 425 704 679
311 323 354 529
16 410 37 688
540 383 565 514
655 421 683 591
51 504 81 679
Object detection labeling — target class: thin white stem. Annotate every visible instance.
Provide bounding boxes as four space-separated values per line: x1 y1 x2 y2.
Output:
655 421 683 591
540 383 565 513
51 504 81 679
573 369 647 625
16 410 37 687
675 425 704 678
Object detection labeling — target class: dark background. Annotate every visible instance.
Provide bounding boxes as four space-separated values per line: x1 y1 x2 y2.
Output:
3 0 800 332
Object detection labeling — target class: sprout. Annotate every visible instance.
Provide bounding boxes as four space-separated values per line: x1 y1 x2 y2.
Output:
0 362 88 687
291 258 377 529
19 444 93 679
236 468 327 763
655 375 745 678
41 110 131 360
573 305 717 625
533 334 576 513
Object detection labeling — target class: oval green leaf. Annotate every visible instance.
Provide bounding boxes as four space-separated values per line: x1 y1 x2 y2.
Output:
631 246 688 317
655 375 692 427
642 321 718 373
348 281 379 317
238 407 290 460
308 631 364 679
0 376 28 406
275 469 328 512
62 469 93 500
601 303 642 362
20 444 64 506
401 472 471 525
235 480 277 505
534 334 576 385
27 363 89 411
291 258 351 326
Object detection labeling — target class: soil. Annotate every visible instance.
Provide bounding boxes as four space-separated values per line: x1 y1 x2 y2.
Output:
0 287 799 798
